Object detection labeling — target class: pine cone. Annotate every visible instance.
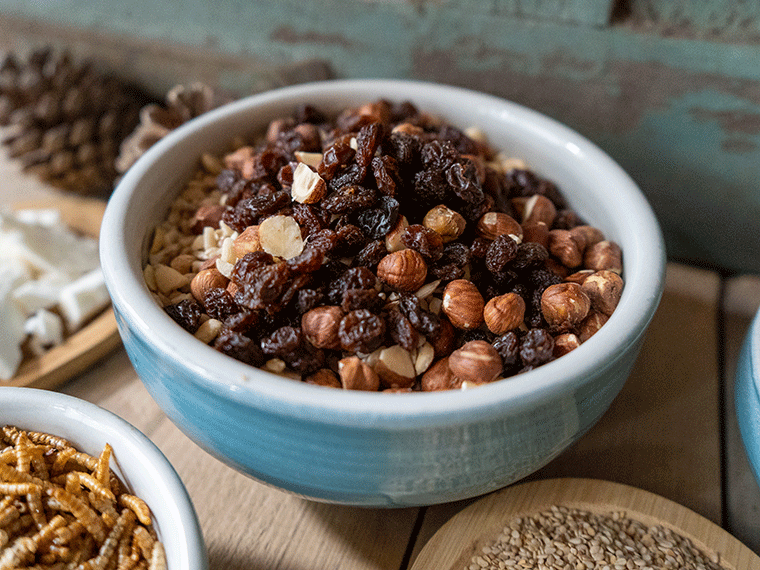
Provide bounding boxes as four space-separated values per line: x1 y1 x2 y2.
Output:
115 82 222 174
0 47 156 197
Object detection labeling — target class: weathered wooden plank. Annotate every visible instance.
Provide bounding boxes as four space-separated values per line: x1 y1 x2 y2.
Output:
626 0 760 39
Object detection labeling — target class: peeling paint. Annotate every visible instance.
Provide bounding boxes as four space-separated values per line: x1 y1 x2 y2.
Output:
690 107 760 135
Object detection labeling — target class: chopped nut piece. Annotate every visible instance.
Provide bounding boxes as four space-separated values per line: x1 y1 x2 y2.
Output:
258 215 304 260
291 162 327 204
338 356 380 391
374 345 416 389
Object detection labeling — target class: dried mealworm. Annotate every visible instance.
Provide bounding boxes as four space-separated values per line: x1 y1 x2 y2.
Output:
118 495 152 527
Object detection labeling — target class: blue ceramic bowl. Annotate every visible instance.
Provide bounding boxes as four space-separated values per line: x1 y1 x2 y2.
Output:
0 387 207 569
100 79 666 507
736 306 760 487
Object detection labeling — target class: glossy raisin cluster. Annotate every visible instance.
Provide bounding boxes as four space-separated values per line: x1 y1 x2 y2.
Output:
151 99 622 391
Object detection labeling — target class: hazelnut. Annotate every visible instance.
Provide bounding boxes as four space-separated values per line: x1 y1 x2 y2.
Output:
304 368 341 388
293 123 321 151
522 194 557 227
581 270 624 316
548 229 584 268
584 240 623 274
521 221 549 248
422 204 466 243
430 316 456 357
570 225 605 249
578 311 609 342
476 212 523 242
258 215 304 260
294 151 323 169
338 356 380 391
301 306 344 350
448 340 502 384
540 282 591 332
483 292 526 335
265 119 294 145
391 122 424 136
442 279 485 330
374 345 417 389
190 268 228 302
384 215 409 253
223 145 255 171
291 162 326 204
553 333 581 357
565 269 594 285
377 249 427 292
421 357 461 391
232 226 261 258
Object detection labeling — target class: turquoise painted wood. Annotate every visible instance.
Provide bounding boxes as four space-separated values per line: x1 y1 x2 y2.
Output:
0 0 759 274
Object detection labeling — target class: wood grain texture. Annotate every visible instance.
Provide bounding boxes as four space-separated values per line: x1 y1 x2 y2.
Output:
4 195 120 390
411 478 760 570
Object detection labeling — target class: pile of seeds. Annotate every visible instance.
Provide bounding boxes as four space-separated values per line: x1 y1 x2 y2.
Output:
145 99 625 391
467 505 726 570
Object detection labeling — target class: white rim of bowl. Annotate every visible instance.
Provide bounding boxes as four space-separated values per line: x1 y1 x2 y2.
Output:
101 79 666 428
0 386 207 569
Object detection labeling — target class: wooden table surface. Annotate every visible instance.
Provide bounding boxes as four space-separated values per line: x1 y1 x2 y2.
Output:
3 151 760 569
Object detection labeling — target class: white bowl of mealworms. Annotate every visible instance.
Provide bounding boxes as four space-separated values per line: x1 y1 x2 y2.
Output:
101 79 666 506
0 387 207 569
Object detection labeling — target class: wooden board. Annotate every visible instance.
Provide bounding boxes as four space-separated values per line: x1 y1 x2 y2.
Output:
4 194 121 390
411 478 760 570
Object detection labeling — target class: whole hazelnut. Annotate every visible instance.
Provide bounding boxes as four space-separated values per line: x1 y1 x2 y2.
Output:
338 356 380 391
301 306 344 350
190 268 228 303
484 292 526 335
541 282 591 332
377 249 428 292
442 279 485 330
584 240 623 274
422 204 466 243
232 226 261 258
581 270 624 316
521 221 549 248
570 225 605 249
304 368 341 388
579 311 609 342
522 194 557 227
421 357 461 391
565 269 594 285
476 212 523 242
448 340 502 384
430 316 456 357
548 229 584 269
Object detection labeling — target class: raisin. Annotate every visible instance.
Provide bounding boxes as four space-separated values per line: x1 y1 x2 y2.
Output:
512 242 549 271
437 124 480 156
296 288 323 314
402 224 443 262
421 140 458 170
294 104 327 125
223 309 261 334
291 202 327 238
355 196 399 240
341 288 382 313
493 331 520 370
485 234 518 274
307 228 339 255
371 154 400 197
338 309 386 353
235 263 292 313
261 326 302 357
390 100 419 122
222 191 290 232
327 266 377 304
519 328 555 366
457 328 492 347
214 328 265 367
318 135 355 180
354 240 387 270
231 251 275 287
321 184 377 215
398 293 440 338
335 224 368 258
286 244 325 274
413 168 449 206
469 237 490 259
355 122 384 168
386 131 422 172
329 163 368 191
386 305 419 352
203 287 239 322
165 299 202 333
446 160 484 205
430 242 469 281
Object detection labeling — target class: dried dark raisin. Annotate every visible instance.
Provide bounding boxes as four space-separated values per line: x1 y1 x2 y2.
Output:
214 328 265 367
492 331 520 370
355 122 384 168
355 196 399 240
338 309 386 353
519 328 555 366
485 234 518 274
321 184 377 215
318 135 355 180
231 251 275 287
386 305 419 352
371 155 400 197
165 299 202 333
446 160 484 205
261 326 302 357
203 287 239 322
402 224 443 262
354 240 387 270
335 224 368 258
